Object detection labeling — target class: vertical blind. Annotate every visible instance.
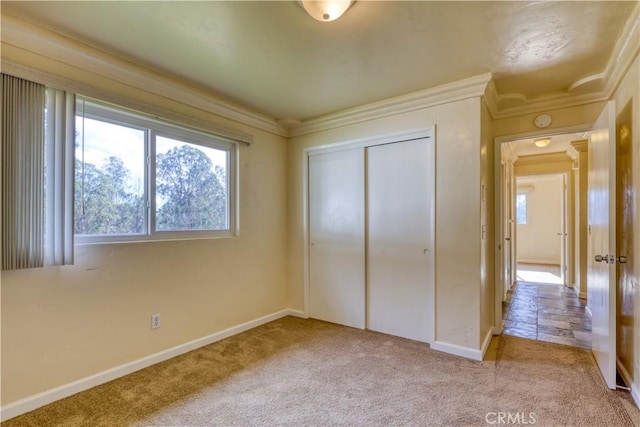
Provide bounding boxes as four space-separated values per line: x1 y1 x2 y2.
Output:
2 74 46 270
44 89 75 266
2 74 75 270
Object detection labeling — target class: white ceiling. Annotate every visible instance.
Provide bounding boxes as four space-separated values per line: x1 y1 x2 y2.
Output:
1 1 637 122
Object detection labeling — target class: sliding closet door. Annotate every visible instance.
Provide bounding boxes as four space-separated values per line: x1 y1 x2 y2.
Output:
309 148 365 329
367 138 433 342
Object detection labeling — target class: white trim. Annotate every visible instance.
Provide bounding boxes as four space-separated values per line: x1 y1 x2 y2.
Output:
431 341 483 361
290 74 491 137
287 309 308 319
617 358 633 388
602 11 640 101
480 328 494 358
0 15 284 138
487 87 610 120
585 305 592 319
0 309 297 422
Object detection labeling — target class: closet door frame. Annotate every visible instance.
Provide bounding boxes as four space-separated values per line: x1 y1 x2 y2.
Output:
302 127 436 344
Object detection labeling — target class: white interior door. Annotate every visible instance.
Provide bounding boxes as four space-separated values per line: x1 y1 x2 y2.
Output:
560 174 567 285
366 138 433 342
587 100 617 389
309 148 365 329
503 166 513 299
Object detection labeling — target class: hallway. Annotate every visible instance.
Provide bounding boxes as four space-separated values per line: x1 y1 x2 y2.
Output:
502 268 592 348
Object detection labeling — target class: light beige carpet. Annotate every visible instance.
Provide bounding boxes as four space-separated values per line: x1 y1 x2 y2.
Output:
3 317 638 426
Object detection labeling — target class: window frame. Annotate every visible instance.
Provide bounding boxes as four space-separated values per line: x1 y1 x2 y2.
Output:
75 98 238 244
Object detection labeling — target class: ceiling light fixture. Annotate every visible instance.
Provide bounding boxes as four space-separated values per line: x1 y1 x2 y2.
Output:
534 138 551 148
299 0 354 22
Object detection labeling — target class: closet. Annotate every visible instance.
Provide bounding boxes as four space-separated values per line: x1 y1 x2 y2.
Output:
308 136 434 343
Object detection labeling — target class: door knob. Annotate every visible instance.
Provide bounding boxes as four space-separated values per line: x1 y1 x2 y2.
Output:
595 255 605 263
617 256 628 264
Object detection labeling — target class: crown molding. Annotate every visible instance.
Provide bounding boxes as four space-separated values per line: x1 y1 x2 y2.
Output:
289 73 492 137
565 145 579 162
0 14 287 137
515 152 573 166
485 6 639 120
570 139 589 153
483 80 500 118
486 88 609 120
602 7 640 98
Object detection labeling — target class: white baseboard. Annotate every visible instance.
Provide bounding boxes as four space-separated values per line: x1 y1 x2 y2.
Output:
0 308 298 422
480 328 494 358
616 358 640 408
286 309 308 318
585 306 592 319
431 340 483 361
617 358 633 388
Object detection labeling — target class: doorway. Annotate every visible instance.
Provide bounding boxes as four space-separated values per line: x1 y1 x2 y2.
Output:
515 173 566 286
496 132 591 348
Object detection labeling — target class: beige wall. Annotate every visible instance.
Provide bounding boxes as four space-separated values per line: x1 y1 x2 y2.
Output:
516 175 564 265
0 70 289 405
288 97 485 351
612 54 640 403
493 102 606 138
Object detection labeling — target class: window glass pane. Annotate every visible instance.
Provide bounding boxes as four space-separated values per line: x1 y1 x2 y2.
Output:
516 193 527 225
75 117 146 235
155 136 228 231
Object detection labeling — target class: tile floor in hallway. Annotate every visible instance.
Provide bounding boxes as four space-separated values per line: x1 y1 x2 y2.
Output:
502 281 592 349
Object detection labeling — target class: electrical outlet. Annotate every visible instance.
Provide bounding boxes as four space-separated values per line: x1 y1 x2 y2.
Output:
151 313 161 329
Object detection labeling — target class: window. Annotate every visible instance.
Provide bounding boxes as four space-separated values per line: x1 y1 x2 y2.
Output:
516 193 527 225
75 98 236 243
